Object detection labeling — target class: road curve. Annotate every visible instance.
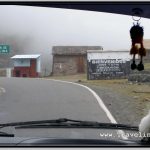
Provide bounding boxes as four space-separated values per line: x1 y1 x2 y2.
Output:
0 77 111 123
0 77 129 140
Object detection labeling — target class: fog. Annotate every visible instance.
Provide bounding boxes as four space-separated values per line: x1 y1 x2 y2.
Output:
0 5 150 75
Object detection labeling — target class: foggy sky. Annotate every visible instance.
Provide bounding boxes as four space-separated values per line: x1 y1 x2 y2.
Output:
0 5 150 75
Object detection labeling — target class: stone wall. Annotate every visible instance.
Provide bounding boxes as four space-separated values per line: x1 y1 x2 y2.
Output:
52 55 87 75
128 58 150 82
143 49 150 60
128 73 150 82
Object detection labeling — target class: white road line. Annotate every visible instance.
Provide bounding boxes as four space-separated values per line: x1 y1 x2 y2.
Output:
0 87 6 93
37 78 128 140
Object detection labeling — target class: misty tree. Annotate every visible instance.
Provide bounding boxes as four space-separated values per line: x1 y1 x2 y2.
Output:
0 34 33 68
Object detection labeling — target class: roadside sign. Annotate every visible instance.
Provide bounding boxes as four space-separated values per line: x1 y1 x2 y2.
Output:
0 45 10 54
87 51 131 80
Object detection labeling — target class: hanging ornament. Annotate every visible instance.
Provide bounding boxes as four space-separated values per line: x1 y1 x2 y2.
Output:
130 14 146 71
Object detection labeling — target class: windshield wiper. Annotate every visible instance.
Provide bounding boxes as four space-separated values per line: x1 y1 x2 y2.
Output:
0 118 139 131
0 131 14 137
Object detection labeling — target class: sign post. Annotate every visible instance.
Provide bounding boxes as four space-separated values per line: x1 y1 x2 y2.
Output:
0 45 10 54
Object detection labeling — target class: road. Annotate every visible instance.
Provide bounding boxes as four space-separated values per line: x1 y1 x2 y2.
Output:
0 77 126 139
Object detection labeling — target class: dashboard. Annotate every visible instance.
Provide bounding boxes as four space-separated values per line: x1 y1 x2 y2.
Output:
0 137 147 146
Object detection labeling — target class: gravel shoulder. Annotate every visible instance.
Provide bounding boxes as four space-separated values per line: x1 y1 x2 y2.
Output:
81 83 143 126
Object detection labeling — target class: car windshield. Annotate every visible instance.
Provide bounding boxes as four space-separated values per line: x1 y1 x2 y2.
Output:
0 2 150 145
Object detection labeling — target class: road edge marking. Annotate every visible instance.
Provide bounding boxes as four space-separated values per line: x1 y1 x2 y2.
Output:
38 78 128 140
0 87 6 93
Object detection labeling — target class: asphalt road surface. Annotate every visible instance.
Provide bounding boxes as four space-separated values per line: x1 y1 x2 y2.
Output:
0 77 127 140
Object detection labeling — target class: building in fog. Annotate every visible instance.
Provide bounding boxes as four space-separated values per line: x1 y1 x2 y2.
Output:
52 46 103 75
11 54 41 77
